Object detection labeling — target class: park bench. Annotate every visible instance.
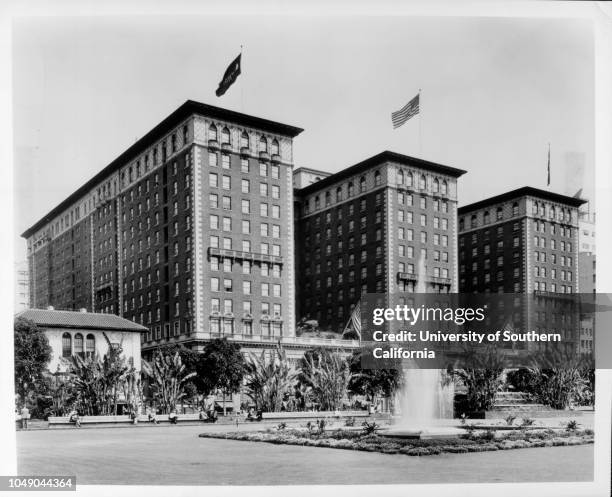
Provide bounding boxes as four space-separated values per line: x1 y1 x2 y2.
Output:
262 410 370 420
48 413 208 428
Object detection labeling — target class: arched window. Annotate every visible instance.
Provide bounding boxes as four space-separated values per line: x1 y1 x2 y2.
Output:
398 170 404 185
74 333 84 358
360 176 366 192
348 182 354 197
533 202 538 215
259 136 268 152
566 210 572 223
459 218 465 230
374 170 382 186
406 172 413 187
62 333 72 358
336 186 343 201
512 202 519 216
240 131 249 149
325 191 331 206
271 139 280 155
550 206 556 219
441 180 448 195
419 174 426 190
209 124 217 141
221 127 230 144
433 178 439 193
86 334 95 358
471 215 477 229
496 207 503 220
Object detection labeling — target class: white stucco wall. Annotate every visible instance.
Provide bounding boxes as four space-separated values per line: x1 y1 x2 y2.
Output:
45 327 142 373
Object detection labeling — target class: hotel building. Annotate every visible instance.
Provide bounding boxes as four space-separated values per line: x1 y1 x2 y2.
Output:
22 100 314 357
458 187 587 354
294 151 467 333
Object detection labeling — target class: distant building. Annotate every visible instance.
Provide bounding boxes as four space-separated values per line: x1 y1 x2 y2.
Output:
578 210 596 354
14 261 30 312
16 307 146 374
294 151 467 332
293 167 331 189
458 187 587 355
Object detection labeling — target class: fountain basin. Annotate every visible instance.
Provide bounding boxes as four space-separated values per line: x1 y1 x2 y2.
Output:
382 426 466 440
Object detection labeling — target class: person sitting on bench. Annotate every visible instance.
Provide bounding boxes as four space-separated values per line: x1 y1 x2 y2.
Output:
68 408 81 428
168 410 178 424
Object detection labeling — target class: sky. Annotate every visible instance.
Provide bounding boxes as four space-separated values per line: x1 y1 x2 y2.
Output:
12 14 594 264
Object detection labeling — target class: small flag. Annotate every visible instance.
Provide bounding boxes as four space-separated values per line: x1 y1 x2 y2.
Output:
392 94 420 129
547 143 551 186
573 188 583 198
216 53 241 97
342 300 361 340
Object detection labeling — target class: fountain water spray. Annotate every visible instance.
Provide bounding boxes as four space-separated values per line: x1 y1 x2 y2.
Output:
393 255 455 430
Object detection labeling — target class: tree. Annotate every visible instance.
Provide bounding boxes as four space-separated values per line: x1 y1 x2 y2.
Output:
299 348 352 411
14 317 52 404
244 342 296 412
197 338 246 415
153 343 202 407
348 346 403 407
143 349 196 413
450 346 505 413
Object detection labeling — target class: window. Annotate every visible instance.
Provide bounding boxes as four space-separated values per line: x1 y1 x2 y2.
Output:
210 194 218 209
209 173 218 187
222 175 231 189
85 334 95 357
62 333 72 358
74 333 84 357
241 199 250 214
209 124 218 141
221 154 230 169
259 163 268 177
221 127 230 144
271 139 280 155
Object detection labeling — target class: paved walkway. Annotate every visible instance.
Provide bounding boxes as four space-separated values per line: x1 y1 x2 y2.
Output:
17 424 593 485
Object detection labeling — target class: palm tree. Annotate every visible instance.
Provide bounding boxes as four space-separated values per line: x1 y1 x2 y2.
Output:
244 342 296 412
144 350 196 413
300 349 352 411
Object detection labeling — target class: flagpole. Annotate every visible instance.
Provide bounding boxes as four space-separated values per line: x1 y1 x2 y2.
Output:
547 142 551 187
418 88 422 157
240 45 244 112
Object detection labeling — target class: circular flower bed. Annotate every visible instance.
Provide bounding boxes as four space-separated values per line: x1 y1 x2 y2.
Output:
198 427 594 457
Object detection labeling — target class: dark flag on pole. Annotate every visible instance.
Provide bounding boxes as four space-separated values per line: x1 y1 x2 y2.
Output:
392 93 420 129
216 53 241 97
547 143 551 186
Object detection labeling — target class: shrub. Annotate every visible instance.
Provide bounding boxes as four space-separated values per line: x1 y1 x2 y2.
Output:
361 421 380 436
344 416 356 427
565 420 579 432
520 417 535 428
276 422 287 431
505 414 516 426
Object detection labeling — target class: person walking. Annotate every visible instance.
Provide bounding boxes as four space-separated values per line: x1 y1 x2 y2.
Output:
20 405 30 430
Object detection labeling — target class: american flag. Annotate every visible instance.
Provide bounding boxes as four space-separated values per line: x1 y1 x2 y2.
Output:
392 94 420 129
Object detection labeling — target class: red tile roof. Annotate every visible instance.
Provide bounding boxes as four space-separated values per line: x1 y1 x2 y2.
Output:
16 309 147 332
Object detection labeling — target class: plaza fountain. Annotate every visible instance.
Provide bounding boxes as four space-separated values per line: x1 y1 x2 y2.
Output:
384 256 463 439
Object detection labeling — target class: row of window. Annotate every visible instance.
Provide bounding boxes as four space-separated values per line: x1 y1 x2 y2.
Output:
534 251 573 266
210 278 281 296
146 319 193 341
397 211 450 230
210 236 282 256
209 194 282 218
122 128 189 188
211 299 281 316
534 237 572 251
210 257 281 277
209 318 283 337
210 216 281 237
61 332 96 359
209 153 282 178
398 192 450 212
127 299 192 320
208 124 281 155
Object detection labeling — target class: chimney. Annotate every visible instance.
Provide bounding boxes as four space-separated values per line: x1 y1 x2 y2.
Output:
79 308 87 313
47 306 54 311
